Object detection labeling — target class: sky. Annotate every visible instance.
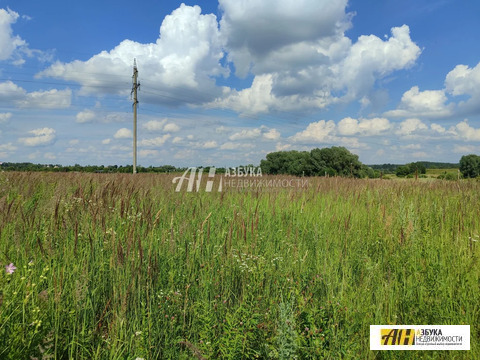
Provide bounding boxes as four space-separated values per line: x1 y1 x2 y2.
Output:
1 0 480 167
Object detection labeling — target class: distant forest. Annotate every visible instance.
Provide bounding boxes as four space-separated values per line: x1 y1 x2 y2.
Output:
0 157 460 176
369 162 459 173
0 163 183 173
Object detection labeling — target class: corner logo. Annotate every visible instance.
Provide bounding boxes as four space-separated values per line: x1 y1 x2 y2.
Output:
371 325 470 350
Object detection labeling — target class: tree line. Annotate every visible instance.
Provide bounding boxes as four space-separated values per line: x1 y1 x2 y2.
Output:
2 150 480 179
259 148 480 179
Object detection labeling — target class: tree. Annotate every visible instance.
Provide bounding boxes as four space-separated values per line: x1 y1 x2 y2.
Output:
396 162 427 177
260 150 312 176
459 154 480 178
310 147 364 177
260 146 370 177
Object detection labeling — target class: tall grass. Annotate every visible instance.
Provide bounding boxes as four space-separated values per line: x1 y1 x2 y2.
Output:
0 172 478 359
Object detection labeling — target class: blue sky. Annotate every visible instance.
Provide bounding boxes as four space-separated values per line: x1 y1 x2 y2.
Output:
1 0 480 166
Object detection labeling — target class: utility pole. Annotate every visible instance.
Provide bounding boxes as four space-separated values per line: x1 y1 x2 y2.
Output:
131 59 140 174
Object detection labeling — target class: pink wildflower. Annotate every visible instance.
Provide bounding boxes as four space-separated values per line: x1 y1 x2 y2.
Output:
5 263 16 274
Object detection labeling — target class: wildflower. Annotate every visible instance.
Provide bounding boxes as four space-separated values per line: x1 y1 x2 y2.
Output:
5 263 16 274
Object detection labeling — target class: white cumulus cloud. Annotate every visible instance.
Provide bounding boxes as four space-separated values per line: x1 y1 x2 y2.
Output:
139 134 171 147
211 23 420 114
445 62 480 115
290 120 336 143
337 117 391 136
0 8 26 61
114 128 133 139
143 119 167 132
395 118 428 136
76 109 96 123
263 128 281 140
0 81 71 109
37 4 228 105
163 123 180 133
385 86 452 118
18 128 56 147
229 128 262 141
451 120 480 141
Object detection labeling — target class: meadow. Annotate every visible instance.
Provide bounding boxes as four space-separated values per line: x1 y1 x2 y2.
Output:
0 172 478 359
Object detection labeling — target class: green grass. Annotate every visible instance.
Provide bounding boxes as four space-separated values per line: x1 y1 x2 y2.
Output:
0 172 479 359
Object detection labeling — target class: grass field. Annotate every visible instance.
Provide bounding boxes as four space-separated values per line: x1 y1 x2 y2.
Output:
0 172 479 359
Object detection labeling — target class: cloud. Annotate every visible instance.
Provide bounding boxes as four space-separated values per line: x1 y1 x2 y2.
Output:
139 134 171 147
216 126 229 134
431 123 446 134
33 2 421 116
17 89 72 109
0 81 27 102
113 128 132 139
0 112 12 122
445 62 480 115
290 117 391 145
385 61 480 120
163 123 180 132
227 126 281 141
143 119 167 131
220 142 255 150
219 0 351 76
200 140 218 149
102 138 111 145
395 118 428 136
337 117 391 136
211 24 420 115
229 128 262 140
0 142 17 152
0 8 26 61
401 144 422 150
0 81 71 109
76 109 96 123
37 4 227 105
445 63 480 97
263 128 281 140
452 120 480 141
172 136 183 144
275 143 292 151
290 120 336 143
385 86 452 118
139 149 159 158
18 128 56 147
337 25 421 100
102 113 129 123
